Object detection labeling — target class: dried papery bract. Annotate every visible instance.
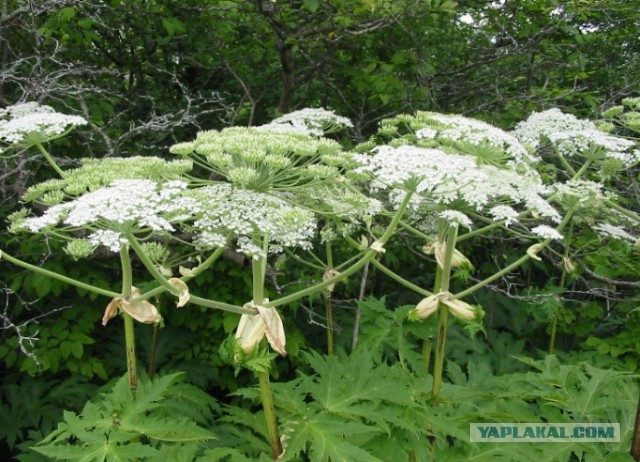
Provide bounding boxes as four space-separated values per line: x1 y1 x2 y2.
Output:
235 301 287 357
102 288 161 326
527 243 544 261
412 294 440 320
169 278 190 307
322 268 341 295
411 291 476 321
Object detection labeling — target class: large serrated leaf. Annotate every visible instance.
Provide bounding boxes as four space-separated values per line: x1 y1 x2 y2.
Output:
121 417 215 442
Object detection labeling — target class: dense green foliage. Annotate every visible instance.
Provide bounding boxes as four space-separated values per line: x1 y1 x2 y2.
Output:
1 1 640 461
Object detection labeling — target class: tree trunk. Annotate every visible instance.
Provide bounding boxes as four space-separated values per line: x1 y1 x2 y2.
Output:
277 42 295 114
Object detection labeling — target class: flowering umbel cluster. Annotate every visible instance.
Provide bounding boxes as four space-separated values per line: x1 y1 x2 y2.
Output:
0 102 87 153
512 108 640 167
13 179 198 253
354 144 560 228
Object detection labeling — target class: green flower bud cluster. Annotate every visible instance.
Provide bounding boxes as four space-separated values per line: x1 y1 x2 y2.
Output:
170 126 357 193
23 157 193 203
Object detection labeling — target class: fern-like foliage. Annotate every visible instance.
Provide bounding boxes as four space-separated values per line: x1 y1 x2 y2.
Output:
0 374 96 451
227 349 433 461
31 373 217 461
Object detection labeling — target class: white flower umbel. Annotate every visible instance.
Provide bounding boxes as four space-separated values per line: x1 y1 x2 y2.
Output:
376 111 536 170
531 225 563 241
488 205 520 226
512 108 640 166
439 210 472 229
19 179 199 252
260 108 354 136
355 145 560 223
0 102 87 151
417 112 535 168
294 184 383 222
593 223 636 243
188 184 316 259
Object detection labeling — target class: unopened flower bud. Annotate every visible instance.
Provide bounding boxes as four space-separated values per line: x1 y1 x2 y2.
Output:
451 249 473 269
422 242 435 255
358 236 369 250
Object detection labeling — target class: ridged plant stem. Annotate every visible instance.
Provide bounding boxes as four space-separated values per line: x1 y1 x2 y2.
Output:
252 236 282 460
431 220 459 400
120 245 137 394
35 142 66 177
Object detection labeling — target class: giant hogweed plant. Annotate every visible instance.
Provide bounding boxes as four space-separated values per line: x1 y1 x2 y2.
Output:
1 102 638 460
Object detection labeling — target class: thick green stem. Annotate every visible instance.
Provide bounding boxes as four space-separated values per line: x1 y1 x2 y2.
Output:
431 220 459 400
265 190 415 308
189 295 255 314
455 252 535 300
35 142 66 177
123 313 137 393
554 147 577 176
0 250 120 298
252 237 283 459
573 158 593 179
325 241 334 355
257 370 283 459
549 220 574 354
120 245 137 394
604 199 640 224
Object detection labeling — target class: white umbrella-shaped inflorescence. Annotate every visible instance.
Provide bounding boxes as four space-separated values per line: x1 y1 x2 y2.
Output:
512 108 640 167
186 184 317 259
513 110 640 243
354 144 561 228
0 102 87 152
14 179 198 253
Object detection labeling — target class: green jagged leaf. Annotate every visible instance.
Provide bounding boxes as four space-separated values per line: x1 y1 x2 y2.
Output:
217 406 273 454
120 417 215 442
280 414 382 462
118 372 183 419
35 372 217 459
31 442 107 461
203 447 272 462
265 348 433 459
103 442 160 461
